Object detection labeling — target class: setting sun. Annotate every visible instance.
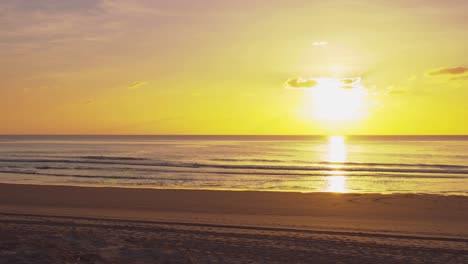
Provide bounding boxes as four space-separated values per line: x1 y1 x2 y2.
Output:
311 79 367 122
293 77 369 128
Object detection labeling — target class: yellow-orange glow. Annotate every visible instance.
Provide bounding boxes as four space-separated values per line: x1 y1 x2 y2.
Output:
1 1 468 135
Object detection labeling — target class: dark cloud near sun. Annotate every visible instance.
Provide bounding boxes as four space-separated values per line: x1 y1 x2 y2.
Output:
428 67 468 76
341 78 357 84
285 77 363 90
285 78 318 89
341 77 361 86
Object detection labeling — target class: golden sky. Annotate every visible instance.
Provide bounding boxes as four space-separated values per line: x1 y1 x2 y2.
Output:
1 0 467 135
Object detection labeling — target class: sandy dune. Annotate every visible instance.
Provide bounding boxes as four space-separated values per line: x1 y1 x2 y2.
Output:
0 183 467 263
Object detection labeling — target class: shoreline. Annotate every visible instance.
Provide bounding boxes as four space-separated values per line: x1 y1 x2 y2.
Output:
1 180 467 197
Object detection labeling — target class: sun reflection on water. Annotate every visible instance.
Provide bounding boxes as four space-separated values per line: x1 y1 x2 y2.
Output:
327 136 346 163
325 175 347 193
325 136 347 193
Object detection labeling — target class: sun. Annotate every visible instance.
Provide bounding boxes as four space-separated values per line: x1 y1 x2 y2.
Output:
304 78 368 122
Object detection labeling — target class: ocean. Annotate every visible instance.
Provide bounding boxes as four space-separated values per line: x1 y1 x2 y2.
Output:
0 135 467 195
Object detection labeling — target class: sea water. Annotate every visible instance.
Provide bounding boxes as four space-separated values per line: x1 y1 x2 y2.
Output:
0 135 467 195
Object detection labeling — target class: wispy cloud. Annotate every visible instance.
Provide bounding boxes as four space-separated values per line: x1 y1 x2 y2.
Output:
428 66 468 76
427 66 468 83
0 0 177 55
128 81 148 89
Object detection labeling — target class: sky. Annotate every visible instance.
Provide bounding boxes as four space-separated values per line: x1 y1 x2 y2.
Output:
1 0 467 135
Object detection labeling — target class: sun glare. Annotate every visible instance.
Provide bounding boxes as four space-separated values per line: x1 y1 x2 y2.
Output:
299 78 368 123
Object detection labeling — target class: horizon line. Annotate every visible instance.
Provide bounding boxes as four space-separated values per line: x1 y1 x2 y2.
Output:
1 134 468 137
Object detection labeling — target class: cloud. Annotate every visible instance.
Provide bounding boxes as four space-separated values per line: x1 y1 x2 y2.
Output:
284 78 318 89
128 81 148 89
312 41 328 46
427 66 468 82
428 66 468 76
285 77 363 90
341 77 361 85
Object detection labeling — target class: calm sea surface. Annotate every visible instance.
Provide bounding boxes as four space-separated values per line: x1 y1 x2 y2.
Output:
1 135 467 195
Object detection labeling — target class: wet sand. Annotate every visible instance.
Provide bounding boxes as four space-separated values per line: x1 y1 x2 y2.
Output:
0 183 467 263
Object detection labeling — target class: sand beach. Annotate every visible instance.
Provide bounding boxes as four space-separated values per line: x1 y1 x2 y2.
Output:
0 183 467 263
